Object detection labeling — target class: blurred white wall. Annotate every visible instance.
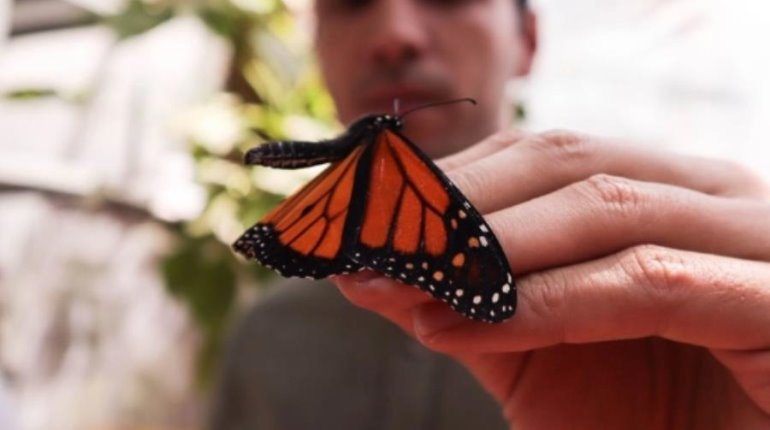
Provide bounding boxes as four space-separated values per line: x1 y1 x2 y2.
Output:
0 8 231 429
526 0 770 178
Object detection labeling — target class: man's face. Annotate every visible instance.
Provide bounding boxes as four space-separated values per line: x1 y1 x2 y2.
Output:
315 0 535 157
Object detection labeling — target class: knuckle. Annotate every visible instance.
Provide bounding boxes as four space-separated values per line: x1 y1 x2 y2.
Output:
531 129 595 164
450 166 487 201
522 271 569 322
620 245 697 295
488 129 523 150
579 174 646 217
719 160 770 198
720 159 757 181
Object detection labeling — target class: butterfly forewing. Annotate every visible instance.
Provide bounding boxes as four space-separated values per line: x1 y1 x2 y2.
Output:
232 146 365 278
345 130 516 322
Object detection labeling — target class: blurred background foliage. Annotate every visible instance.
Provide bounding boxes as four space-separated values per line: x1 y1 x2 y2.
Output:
1 0 522 391
102 0 338 384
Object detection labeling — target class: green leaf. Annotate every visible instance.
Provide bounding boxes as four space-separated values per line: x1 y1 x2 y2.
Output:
144 0 340 385
161 237 236 330
3 88 60 100
100 0 175 39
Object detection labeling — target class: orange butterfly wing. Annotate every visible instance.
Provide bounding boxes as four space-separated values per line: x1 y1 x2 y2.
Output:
233 145 365 278
234 115 516 322
345 130 515 322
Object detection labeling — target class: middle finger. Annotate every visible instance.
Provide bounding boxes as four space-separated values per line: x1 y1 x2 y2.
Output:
489 174 770 275
447 131 767 215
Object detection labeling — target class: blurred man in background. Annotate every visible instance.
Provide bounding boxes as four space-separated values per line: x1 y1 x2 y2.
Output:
214 0 770 427
210 0 535 428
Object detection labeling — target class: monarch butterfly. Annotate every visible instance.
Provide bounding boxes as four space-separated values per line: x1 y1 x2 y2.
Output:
233 99 516 323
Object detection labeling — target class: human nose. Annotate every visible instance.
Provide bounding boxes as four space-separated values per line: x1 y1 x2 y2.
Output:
364 0 429 67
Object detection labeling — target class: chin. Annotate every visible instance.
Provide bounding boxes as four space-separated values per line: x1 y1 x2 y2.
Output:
341 103 464 158
401 124 453 159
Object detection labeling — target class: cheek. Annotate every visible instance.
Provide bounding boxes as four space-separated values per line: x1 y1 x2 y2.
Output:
316 29 345 86
444 31 515 102
440 13 517 101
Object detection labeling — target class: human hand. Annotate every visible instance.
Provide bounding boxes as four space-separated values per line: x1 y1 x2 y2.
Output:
332 130 770 429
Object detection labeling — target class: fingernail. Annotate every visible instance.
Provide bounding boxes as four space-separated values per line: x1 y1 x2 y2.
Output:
347 270 381 284
413 305 466 339
331 270 380 286
333 271 400 300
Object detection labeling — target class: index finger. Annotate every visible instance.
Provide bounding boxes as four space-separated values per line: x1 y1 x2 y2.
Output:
437 129 529 171
445 131 769 215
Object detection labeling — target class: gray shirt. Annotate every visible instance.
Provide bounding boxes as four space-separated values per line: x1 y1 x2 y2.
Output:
209 279 507 430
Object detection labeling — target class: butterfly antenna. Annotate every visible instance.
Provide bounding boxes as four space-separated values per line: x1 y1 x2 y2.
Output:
399 97 477 118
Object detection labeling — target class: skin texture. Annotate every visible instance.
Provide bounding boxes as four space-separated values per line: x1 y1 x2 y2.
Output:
314 0 770 428
334 131 770 429
314 0 535 158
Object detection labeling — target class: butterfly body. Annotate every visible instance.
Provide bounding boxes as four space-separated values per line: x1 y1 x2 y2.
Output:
234 113 516 323
245 114 400 168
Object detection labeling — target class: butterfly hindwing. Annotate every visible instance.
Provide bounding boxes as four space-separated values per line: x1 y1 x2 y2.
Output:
345 130 516 322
